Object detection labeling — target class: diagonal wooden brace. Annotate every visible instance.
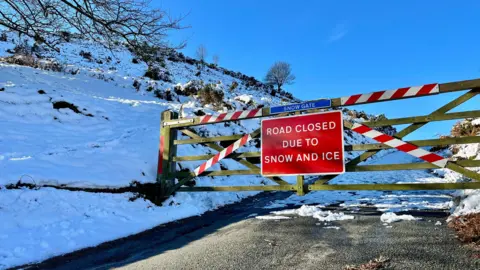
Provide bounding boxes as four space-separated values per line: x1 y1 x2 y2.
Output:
347 122 449 167
193 134 253 176
179 128 288 186
168 129 267 195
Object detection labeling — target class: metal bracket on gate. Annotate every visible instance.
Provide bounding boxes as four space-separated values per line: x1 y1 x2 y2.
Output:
163 119 194 126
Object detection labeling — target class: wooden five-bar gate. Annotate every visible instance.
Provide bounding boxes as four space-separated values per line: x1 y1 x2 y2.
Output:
156 78 480 200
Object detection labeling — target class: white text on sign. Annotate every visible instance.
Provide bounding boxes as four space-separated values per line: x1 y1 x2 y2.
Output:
261 111 345 176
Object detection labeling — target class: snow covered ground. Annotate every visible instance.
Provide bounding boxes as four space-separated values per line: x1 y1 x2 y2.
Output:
0 32 479 268
0 32 283 268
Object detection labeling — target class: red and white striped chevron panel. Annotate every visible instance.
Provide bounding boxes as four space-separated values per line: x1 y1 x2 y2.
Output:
351 123 448 168
340 83 439 106
193 134 252 176
199 108 262 124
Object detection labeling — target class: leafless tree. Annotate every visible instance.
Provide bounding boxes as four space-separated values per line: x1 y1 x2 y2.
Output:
264 61 295 91
212 54 219 66
196 44 208 62
0 0 185 52
196 44 207 70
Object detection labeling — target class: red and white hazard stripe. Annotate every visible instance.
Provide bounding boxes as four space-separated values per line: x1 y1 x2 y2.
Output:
340 83 439 106
199 108 262 124
193 134 252 176
351 123 448 168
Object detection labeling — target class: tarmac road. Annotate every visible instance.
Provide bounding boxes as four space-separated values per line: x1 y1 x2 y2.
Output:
17 192 479 270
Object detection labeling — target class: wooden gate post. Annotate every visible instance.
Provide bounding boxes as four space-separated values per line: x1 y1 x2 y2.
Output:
157 110 178 199
296 175 305 196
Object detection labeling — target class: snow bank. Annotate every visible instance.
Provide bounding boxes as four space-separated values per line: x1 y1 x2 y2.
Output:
271 205 354 222
380 212 419 223
438 118 480 217
450 189 480 217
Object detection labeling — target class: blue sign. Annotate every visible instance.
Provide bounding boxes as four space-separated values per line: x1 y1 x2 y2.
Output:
270 99 331 114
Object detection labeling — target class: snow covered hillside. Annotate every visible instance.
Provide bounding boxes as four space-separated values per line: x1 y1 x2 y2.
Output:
0 31 474 268
0 31 378 268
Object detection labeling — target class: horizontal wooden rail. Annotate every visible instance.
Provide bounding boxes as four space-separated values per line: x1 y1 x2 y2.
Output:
177 182 480 192
163 78 480 128
173 152 260 161
362 110 480 127
174 134 247 145
173 136 480 161
308 182 480 191
174 169 260 178
348 136 480 151
353 160 480 171
174 160 480 178
173 117 479 146
178 185 297 192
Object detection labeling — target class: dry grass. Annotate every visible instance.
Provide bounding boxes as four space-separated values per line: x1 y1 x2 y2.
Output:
343 256 390 270
451 120 480 137
448 213 480 244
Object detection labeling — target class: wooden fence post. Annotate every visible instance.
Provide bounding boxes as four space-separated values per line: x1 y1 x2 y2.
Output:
157 110 178 199
296 175 305 196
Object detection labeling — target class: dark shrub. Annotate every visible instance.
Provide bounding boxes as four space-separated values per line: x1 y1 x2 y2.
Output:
154 89 174 101
144 66 171 82
185 57 196 65
79 50 93 61
229 81 239 92
173 85 183 95
60 31 71 42
0 33 7 42
451 120 480 137
198 84 224 108
194 110 206 116
181 81 202 96
144 66 161 80
133 80 141 91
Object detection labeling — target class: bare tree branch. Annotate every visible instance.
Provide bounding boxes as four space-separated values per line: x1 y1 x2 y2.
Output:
0 0 185 51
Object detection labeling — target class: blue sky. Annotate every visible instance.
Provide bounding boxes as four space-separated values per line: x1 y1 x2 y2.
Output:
157 0 479 140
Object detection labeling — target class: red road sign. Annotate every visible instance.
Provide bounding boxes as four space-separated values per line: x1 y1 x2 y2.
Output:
261 111 345 176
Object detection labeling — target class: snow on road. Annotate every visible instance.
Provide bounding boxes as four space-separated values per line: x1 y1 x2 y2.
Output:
263 151 454 213
271 205 355 222
380 212 420 223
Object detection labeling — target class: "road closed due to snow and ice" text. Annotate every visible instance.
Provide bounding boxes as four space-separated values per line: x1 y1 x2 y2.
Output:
261 111 345 176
